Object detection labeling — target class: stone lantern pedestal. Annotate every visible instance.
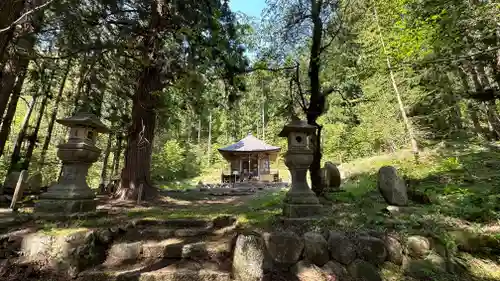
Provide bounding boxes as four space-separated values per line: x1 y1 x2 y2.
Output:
35 113 109 215
278 120 322 218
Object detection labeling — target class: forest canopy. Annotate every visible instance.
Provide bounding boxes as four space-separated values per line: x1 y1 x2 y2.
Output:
0 0 499 199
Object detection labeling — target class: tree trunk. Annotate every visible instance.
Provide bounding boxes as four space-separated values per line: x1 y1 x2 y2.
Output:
98 132 113 193
21 71 53 170
116 0 165 200
0 0 25 64
0 67 27 157
307 0 325 196
39 59 72 166
110 133 123 180
8 95 37 173
0 0 46 124
197 117 201 144
0 59 24 124
373 6 418 157
208 111 212 165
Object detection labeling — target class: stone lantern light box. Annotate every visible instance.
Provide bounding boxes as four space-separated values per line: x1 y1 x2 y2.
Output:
278 120 316 151
59 113 109 144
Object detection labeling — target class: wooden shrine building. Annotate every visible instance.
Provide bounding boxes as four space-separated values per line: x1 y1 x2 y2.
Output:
218 134 281 183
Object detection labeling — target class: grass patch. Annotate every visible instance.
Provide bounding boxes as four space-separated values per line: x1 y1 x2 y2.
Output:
125 189 287 229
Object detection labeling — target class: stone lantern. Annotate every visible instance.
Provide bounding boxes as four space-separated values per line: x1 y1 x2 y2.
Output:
35 112 109 215
278 120 322 218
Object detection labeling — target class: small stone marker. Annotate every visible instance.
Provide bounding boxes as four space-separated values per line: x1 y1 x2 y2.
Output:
10 170 28 211
377 166 408 206
322 161 341 192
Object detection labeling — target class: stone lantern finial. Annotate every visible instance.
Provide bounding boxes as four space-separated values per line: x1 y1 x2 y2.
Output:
34 112 109 216
278 120 322 218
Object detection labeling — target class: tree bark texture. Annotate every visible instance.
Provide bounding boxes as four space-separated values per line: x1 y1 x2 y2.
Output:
0 0 25 64
0 67 27 157
0 0 45 125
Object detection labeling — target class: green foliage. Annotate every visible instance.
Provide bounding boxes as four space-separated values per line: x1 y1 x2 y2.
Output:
151 140 200 182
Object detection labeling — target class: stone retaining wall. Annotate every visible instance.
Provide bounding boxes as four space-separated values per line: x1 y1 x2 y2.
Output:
232 229 461 281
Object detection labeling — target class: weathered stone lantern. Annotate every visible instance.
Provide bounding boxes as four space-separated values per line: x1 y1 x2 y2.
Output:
35 112 109 215
278 120 322 218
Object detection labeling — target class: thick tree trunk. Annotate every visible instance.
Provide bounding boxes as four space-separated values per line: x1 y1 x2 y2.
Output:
307 0 325 196
0 0 45 124
22 72 53 170
8 95 37 173
0 67 27 157
98 133 113 193
40 59 72 166
110 133 123 180
116 90 158 200
0 0 25 64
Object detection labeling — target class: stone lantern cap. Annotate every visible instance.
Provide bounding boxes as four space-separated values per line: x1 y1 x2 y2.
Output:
57 112 110 133
278 120 316 137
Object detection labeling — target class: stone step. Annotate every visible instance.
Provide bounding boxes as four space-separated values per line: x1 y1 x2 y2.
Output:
120 226 213 243
134 218 212 228
141 236 233 260
105 234 234 266
78 260 231 281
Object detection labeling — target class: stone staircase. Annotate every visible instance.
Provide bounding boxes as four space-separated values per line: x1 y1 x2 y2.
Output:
76 217 236 281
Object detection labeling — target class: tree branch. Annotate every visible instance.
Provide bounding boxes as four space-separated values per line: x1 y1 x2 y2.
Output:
0 0 56 34
293 62 308 111
243 65 296 74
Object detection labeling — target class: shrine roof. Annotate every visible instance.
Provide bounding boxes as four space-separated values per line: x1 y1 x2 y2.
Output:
218 133 280 153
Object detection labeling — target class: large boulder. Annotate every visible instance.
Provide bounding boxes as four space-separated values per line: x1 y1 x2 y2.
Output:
321 260 349 281
303 232 329 266
293 260 329 281
328 231 357 265
323 162 342 192
406 236 430 258
263 231 304 265
347 259 382 281
105 241 142 265
233 233 270 281
377 166 408 206
383 235 404 265
356 235 387 266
